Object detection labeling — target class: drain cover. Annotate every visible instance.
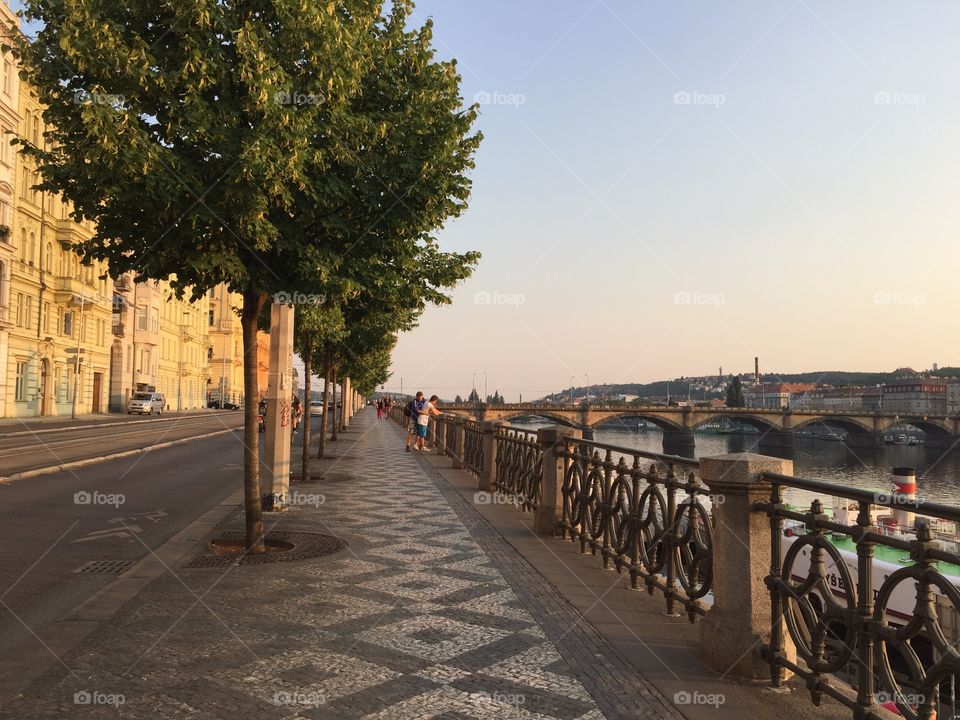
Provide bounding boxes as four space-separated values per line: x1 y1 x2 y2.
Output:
184 530 347 568
75 560 136 574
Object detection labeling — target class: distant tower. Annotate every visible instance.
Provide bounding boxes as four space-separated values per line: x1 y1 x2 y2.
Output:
933 363 939 372
755 357 760 385
719 366 723 381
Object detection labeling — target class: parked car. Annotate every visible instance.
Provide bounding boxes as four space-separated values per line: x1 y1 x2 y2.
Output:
208 400 240 410
309 401 325 416
128 392 165 415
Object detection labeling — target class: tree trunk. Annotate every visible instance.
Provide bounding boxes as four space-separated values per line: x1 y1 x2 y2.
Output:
318 350 331 459
301 337 312 483
329 363 339 442
241 286 267 554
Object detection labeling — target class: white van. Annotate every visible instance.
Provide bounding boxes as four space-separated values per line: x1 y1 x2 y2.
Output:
127 392 165 415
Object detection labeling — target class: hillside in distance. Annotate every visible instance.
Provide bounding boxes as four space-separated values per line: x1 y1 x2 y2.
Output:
536 368 960 404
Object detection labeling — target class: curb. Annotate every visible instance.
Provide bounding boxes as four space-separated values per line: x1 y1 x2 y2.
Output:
1 410 242 438
0 428 239 484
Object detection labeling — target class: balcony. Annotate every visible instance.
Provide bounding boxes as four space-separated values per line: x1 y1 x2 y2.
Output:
112 322 125 337
113 274 133 293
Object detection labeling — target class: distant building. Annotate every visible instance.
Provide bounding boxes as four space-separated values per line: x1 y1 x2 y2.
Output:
948 383 960 415
746 383 816 409
882 380 947 415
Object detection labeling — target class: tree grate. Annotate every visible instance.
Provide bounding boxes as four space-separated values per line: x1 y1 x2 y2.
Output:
183 530 347 568
74 560 136 574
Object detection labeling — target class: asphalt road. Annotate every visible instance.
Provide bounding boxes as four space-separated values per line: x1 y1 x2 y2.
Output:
0 411 244 477
0 422 263 698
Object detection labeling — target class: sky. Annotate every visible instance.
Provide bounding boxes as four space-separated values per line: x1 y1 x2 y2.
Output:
11 1 960 400
380 0 960 401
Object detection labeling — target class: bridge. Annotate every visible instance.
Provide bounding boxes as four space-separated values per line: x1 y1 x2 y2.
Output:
440 402 960 455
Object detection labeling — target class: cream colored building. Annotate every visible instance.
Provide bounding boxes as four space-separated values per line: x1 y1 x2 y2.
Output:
0 1 20 415
3 78 114 418
109 277 212 412
207 284 245 406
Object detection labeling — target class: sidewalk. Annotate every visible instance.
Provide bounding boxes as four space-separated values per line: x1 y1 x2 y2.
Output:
6 411 679 719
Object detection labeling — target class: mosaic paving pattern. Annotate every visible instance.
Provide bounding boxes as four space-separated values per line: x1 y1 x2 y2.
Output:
7 413 676 719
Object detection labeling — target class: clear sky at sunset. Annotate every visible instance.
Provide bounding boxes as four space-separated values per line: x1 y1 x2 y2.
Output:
12 1 959 401
379 0 960 401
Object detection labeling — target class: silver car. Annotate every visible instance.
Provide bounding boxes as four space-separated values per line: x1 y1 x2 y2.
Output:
127 392 165 415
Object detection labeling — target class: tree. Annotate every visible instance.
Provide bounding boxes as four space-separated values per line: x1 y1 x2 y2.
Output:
726 377 746 408
16 0 480 552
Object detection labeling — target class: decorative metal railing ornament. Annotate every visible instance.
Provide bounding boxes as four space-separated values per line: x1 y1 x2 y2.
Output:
462 420 485 477
557 438 712 622
757 473 960 720
493 427 543 511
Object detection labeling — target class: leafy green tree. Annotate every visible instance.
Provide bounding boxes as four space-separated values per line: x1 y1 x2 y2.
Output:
16 0 480 552
726 377 746 408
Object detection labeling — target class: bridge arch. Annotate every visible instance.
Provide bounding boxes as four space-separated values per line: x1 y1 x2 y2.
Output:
792 416 876 435
691 413 781 434
496 412 584 431
590 412 686 433
884 417 953 437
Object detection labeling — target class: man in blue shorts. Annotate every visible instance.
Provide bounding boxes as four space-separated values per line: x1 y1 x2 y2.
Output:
413 395 441 452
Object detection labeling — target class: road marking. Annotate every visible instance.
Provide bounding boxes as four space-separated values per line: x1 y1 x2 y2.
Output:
0 411 242 438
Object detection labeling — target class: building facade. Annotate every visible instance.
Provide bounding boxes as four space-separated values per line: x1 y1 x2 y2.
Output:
207 284 245 406
0 3 20 415
745 383 817 409
3 78 114 418
882 380 947 415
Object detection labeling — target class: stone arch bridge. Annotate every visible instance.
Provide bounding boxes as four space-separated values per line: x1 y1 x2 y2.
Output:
441 403 960 455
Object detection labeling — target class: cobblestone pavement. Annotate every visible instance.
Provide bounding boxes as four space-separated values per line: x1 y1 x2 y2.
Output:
5 413 680 719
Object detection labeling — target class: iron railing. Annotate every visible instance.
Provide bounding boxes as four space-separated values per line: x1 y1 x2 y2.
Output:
557 438 712 622
462 420 484 476
756 473 960 720
493 426 543 511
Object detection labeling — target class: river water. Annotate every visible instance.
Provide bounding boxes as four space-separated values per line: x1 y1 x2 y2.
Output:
509 420 960 507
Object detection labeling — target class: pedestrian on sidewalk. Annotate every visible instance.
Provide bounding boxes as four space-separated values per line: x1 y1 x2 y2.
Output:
376 399 383 419
404 392 427 452
413 395 441 452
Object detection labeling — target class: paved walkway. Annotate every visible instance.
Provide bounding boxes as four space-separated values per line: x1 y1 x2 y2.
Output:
5 411 679 719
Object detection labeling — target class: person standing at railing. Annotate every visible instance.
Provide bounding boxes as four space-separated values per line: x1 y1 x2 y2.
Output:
413 395 442 452
404 392 427 452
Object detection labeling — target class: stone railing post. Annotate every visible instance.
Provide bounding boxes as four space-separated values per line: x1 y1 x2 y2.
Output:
478 421 504 492
450 417 465 469
434 416 447 455
534 426 581 536
699 452 795 679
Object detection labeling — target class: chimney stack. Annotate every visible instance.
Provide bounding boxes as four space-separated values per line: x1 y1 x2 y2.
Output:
754 357 760 385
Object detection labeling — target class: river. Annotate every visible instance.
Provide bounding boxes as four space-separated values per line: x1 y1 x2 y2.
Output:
509 420 960 507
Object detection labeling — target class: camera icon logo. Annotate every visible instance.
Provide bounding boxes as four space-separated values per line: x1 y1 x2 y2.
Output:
74 691 92 705
74 491 92 505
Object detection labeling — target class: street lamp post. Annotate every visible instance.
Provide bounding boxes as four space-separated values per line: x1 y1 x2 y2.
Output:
484 372 488 403
569 375 574 403
70 292 89 420
584 373 590 404
177 310 190 412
